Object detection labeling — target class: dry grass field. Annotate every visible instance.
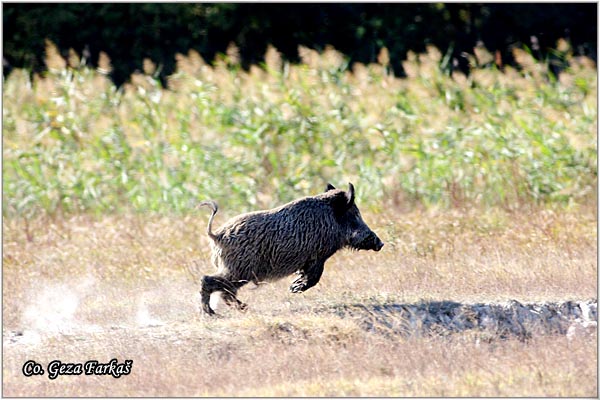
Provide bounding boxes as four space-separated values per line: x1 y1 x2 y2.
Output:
3 205 597 397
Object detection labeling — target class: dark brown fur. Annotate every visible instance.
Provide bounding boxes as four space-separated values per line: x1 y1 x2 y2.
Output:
198 183 383 315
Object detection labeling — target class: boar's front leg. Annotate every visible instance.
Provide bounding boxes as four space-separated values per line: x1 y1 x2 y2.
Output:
290 260 325 293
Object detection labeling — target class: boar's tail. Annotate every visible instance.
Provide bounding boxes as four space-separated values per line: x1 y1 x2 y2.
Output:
197 200 219 240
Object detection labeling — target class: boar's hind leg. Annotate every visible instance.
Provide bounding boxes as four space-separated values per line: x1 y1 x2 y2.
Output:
200 275 247 315
290 260 325 293
200 275 219 315
221 279 248 311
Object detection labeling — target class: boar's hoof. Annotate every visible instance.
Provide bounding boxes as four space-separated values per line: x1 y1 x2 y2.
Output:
222 291 248 311
290 280 307 293
202 305 215 315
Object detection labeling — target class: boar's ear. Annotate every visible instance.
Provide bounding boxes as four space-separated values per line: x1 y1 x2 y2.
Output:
346 182 355 207
329 192 351 217
325 183 336 192
329 183 355 217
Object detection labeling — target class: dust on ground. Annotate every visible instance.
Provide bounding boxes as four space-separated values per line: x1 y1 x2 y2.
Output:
3 274 597 396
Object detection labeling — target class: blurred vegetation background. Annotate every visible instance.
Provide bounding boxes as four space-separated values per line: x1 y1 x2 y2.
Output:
4 3 597 86
2 3 598 217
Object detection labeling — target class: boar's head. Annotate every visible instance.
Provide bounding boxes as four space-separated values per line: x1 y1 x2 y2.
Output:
326 183 384 252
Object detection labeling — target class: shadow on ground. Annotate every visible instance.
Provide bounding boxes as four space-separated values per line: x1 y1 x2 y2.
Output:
325 299 598 340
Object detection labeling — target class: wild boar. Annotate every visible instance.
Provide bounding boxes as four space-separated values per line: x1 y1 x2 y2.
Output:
198 183 383 315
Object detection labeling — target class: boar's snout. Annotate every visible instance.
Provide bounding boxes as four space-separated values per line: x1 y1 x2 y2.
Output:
369 234 384 251
374 236 384 251
349 230 384 252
